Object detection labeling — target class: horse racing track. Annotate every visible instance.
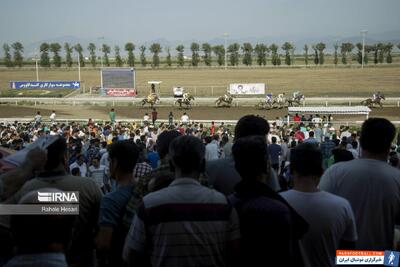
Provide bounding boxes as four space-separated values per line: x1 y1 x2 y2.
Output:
0 105 399 123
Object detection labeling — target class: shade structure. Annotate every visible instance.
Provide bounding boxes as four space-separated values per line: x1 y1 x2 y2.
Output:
288 106 371 118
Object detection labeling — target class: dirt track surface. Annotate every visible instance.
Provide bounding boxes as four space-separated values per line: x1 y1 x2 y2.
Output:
0 104 399 122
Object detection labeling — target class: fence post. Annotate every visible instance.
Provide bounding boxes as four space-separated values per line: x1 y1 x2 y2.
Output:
349 101 351 106
325 101 328 107
303 100 305 107
34 101 37 106
211 86 214 96
73 101 76 106
194 87 197 96
15 101 18 106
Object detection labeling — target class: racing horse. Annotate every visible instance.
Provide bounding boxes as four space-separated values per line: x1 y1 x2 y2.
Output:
215 93 234 107
256 97 274 109
287 93 305 107
271 94 288 109
360 94 385 108
141 93 159 108
175 93 195 109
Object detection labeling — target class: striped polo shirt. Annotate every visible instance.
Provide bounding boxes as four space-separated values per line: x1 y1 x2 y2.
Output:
123 178 240 267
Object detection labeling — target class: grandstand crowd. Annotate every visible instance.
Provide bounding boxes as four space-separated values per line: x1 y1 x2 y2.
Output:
0 111 399 267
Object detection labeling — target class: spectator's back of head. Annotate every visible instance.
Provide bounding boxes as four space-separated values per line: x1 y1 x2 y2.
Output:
204 136 212 144
351 140 358 149
71 167 81 176
234 115 269 141
290 143 323 178
360 118 396 155
45 136 67 171
232 135 269 181
169 135 205 175
332 148 354 164
156 130 181 159
108 141 139 174
271 136 277 144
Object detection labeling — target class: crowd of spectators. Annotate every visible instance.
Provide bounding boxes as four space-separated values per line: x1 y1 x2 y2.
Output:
0 110 399 267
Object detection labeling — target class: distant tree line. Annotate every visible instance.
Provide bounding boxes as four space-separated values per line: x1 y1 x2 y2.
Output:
2 41 399 68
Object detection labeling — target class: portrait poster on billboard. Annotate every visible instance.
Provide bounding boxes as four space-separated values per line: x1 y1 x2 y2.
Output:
229 83 266 95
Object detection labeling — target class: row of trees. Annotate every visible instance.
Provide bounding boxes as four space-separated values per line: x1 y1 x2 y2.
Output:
3 41 399 68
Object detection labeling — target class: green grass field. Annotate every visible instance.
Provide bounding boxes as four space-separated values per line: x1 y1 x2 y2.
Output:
1 65 399 97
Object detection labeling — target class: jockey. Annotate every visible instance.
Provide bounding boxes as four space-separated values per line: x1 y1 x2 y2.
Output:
147 92 158 102
372 91 381 100
293 91 300 98
223 93 231 102
265 93 273 103
277 93 285 103
183 92 190 102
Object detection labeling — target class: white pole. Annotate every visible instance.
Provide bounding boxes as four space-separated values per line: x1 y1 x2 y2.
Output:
78 53 81 81
35 52 39 81
361 30 368 69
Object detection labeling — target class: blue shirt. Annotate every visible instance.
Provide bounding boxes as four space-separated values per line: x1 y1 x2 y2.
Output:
99 185 134 227
147 151 160 170
4 253 68 267
268 144 281 165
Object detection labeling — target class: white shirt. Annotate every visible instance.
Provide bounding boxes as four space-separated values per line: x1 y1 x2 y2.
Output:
34 115 42 122
181 115 189 123
205 143 219 161
319 158 400 250
50 113 56 120
340 131 351 140
69 162 88 177
88 165 106 188
143 115 149 122
281 190 357 267
100 152 110 171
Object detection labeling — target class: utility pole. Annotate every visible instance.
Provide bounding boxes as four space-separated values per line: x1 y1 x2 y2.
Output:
224 33 229 70
98 36 105 69
361 30 368 69
78 53 81 81
35 50 39 81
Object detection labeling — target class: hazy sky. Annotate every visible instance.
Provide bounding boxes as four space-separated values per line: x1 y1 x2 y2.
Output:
1 0 399 44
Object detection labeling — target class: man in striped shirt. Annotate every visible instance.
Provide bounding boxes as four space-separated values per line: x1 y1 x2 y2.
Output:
123 135 240 267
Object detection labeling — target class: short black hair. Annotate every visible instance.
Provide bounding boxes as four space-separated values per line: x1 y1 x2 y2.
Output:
332 149 354 164
290 143 323 177
204 136 212 144
360 118 396 154
156 130 181 159
169 135 205 174
108 140 139 173
71 167 80 176
233 135 269 180
234 115 270 140
45 137 67 171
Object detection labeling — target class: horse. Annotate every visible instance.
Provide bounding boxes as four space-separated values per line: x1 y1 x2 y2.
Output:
360 94 385 108
215 94 234 108
141 94 159 108
271 95 288 109
256 98 274 109
175 94 195 109
288 94 305 107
